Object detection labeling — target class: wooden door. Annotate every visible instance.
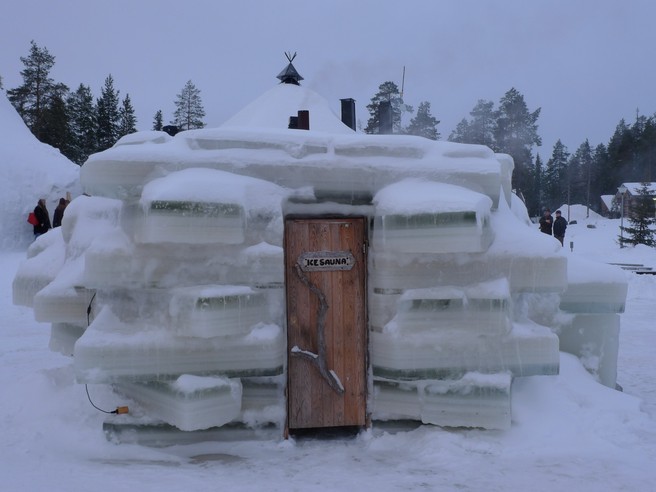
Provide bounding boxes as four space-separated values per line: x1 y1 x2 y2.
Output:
285 218 367 431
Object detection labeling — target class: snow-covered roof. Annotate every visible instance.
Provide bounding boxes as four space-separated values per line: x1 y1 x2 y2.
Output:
601 195 614 209
221 83 352 134
620 182 656 196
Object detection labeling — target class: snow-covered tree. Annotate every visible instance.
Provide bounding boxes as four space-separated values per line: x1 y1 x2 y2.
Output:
172 80 205 130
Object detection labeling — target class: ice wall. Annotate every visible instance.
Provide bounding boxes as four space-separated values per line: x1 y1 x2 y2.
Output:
0 92 81 251
12 83 627 434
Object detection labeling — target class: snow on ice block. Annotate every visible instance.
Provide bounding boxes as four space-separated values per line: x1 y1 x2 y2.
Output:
560 257 628 314
74 310 285 383
82 120 506 206
386 279 511 335
115 375 242 431
370 252 567 294
372 180 493 254
49 323 86 357
33 284 95 324
169 285 268 338
371 321 559 380
558 314 620 389
419 372 511 430
134 168 287 246
12 230 65 307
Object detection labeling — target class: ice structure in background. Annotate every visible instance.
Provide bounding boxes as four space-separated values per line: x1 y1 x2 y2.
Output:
13 79 627 436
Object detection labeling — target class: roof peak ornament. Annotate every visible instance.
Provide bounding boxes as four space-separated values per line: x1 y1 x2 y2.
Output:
277 52 303 86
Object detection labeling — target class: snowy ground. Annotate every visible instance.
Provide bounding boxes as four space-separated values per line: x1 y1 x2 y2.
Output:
2 208 656 491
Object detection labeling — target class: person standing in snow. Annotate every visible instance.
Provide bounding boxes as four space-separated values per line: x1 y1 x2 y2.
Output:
553 210 568 246
53 197 69 228
33 198 51 239
539 209 553 235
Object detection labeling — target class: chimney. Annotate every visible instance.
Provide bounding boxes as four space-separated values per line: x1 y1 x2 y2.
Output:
297 110 309 130
378 101 393 134
340 98 356 131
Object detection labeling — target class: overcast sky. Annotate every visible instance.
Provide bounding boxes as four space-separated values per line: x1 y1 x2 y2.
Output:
1 0 654 157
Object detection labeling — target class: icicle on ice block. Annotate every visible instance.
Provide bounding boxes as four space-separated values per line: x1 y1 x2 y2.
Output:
372 180 494 254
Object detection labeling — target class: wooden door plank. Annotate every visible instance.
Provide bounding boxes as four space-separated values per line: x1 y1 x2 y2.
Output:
286 217 367 430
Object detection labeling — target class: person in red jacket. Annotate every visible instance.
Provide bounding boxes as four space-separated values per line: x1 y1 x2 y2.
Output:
33 198 51 239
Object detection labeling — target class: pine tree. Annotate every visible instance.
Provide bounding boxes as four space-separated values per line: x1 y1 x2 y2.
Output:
405 101 440 140
619 183 656 247
632 113 656 182
7 40 69 142
40 89 72 158
364 81 412 134
448 118 470 143
95 74 121 151
467 100 496 148
568 140 594 212
606 119 633 192
494 88 542 208
153 109 163 131
544 140 570 209
67 84 97 165
533 153 544 214
117 93 137 137
173 80 205 130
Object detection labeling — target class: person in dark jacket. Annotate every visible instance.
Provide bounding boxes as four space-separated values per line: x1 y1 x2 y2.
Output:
553 210 568 246
53 197 69 228
539 209 553 235
33 198 52 239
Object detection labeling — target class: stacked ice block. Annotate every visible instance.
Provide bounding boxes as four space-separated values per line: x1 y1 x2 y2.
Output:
13 83 626 434
368 181 561 429
556 257 627 388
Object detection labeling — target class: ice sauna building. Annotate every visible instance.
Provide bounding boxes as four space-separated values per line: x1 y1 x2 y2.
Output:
13 61 627 437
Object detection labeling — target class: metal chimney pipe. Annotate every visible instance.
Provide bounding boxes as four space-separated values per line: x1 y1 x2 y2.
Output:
298 110 310 130
340 98 356 131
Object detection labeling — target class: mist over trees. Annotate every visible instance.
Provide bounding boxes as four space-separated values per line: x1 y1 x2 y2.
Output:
4 41 656 220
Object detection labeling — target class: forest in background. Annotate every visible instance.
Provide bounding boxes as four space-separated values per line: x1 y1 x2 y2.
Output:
2 41 655 218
